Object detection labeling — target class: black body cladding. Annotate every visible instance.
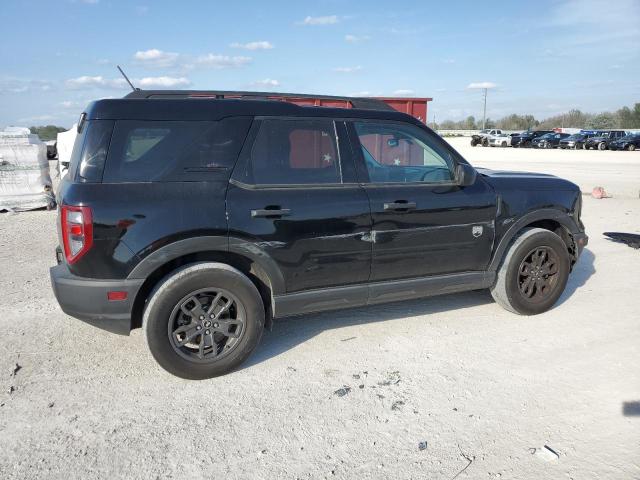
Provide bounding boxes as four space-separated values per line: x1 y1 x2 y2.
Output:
51 95 587 336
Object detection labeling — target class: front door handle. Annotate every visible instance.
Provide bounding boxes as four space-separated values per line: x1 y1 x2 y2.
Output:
383 201 417 211
251 207 291 218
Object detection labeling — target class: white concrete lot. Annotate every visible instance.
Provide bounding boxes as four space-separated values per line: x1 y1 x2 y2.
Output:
0 144 639 479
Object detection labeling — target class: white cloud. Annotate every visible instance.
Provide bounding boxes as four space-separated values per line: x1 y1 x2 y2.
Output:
134 49 180 68
467 82 497 89
392 89 415 96
137 76 190 88
333 66 362 73
250 79 280 88
230 41 274 50
345 34 370 43
299 15 338 25
65 75 190 90
442 59 456 64
18 114 55 123
195 54 252 68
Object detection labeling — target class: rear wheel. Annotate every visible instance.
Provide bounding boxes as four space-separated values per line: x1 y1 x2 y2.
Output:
482 137 489 147
628 144 636 151
490 228 570 315
598 142 606 150
501 141 507 147
143 262 265 379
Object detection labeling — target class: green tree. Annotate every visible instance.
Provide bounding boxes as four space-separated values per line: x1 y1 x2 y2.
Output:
29 125 67 141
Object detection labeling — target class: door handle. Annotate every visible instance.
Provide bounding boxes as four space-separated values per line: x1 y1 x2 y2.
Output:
383 201 417 211
251 207 291 218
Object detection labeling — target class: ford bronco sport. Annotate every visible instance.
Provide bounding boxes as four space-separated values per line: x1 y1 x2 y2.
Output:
50 90 588 379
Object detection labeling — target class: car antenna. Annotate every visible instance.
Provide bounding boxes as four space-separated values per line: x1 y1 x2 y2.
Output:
117 65 139 91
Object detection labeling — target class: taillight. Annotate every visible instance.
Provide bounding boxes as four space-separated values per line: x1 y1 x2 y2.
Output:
61 205 93 264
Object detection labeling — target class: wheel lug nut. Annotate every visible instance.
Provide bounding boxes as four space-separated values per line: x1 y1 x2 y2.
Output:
205 330 210 335
210 314 215 319
196 325 202 330
199 315 205 320
213 323 219 328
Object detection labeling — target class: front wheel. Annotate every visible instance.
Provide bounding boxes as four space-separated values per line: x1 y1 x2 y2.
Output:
628 144 636 151
598 142 606 151
143 262 265 379
490 228 570 315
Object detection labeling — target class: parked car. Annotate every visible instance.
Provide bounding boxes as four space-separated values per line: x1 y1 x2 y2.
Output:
584 130 627 150
608 133 640 151
511 130 554 148
488 133 512 147
50 90 588 379
559 132 599 150
471 128 503 147
531 132 571 149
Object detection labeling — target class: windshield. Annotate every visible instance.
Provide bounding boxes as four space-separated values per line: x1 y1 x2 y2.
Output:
567 134 584 140
479 129 490 134
539 133 554 139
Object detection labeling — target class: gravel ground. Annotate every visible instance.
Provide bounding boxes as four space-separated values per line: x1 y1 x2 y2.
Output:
0 151 639 479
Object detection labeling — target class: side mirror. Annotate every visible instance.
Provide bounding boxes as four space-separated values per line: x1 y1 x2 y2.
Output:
456 163 477 187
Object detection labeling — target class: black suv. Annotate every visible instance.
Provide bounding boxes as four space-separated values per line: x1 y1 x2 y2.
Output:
50 91 588 379
511 130 554 148
584 130 627 150
531 132 571 149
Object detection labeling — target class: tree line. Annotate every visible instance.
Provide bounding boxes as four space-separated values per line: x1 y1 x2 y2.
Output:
430 102 640 131
29 125 67 141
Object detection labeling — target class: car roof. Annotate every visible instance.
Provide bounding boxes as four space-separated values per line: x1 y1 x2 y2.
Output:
84 98 422 125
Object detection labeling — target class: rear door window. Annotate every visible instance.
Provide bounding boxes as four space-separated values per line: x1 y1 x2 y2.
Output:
103 117 251 182
237 118 342 185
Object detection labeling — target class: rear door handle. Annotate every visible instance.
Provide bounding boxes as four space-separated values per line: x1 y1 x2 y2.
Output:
251 208 291 218
383 201 417 211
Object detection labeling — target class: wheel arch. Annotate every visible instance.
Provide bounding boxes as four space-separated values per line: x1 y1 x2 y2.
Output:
489 209 580 272
128 236 285 330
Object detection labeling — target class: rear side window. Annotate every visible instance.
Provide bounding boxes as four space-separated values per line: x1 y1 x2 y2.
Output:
103 117 251 182
69 120 114 183
241 118 341 185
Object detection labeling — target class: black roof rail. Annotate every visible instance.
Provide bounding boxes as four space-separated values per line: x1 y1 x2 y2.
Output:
123 89 395 112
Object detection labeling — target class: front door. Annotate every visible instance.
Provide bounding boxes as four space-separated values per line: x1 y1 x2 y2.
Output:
347 120 497 282
227 118 372 294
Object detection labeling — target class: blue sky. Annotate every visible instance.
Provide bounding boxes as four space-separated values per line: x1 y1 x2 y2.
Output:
1 0 639 128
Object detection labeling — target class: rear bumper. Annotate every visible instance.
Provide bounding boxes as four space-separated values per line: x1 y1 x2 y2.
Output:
50 263 144 335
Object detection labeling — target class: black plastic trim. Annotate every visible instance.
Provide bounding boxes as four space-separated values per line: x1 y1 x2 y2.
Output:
488 208 582 271
50 263 144 335
273 271 495 318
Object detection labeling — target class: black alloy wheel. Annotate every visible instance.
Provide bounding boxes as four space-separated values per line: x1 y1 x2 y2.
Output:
169 288 245 362
517 246 560 304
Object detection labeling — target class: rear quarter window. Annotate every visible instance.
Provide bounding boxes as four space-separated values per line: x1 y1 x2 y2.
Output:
103 117 252 182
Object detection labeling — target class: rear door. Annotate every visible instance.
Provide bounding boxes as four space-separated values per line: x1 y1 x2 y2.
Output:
347 119 497 282
227 117 372 294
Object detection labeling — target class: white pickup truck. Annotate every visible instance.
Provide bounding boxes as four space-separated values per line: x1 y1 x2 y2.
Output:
470 129 503 146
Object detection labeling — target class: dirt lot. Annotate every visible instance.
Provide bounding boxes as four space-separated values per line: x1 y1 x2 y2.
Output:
1 146 639 479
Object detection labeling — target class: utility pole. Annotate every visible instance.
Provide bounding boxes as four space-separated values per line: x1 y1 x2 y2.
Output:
482 88 488 130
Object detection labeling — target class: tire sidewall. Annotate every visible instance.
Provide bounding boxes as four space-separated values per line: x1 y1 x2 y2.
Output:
503 231 570 315
143 263 264 379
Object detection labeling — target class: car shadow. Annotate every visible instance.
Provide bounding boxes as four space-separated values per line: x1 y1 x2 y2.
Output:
556 247 596 306
245 248 596 369
244 289 494 368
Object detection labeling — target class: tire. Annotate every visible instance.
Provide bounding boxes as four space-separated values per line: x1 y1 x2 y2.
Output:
143 262 265 379
598 142 606 151
490 228 570 315
628 144 636 151
482 138 489 147
501 141 507 147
